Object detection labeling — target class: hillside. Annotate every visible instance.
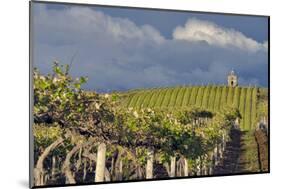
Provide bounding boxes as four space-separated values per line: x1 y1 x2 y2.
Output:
117 85 267 131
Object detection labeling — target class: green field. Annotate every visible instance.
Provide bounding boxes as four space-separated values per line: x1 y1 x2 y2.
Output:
118 86 264 131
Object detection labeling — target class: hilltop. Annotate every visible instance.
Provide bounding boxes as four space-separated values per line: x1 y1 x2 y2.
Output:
116 85 268 131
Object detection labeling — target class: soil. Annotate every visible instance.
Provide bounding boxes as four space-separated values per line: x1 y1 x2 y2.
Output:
254 130 269 171
213 129 242 175
214 128 268 175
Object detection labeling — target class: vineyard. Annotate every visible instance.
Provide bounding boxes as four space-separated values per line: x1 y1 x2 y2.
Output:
118 85 266 131
32 63 268 187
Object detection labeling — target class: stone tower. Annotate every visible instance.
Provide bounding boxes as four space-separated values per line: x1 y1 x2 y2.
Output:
227 70 238 87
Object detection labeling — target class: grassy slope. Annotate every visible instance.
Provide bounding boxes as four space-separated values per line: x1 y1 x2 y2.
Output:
117 85 265 131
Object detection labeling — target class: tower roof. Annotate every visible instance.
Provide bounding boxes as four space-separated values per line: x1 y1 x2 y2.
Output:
229 70 236 76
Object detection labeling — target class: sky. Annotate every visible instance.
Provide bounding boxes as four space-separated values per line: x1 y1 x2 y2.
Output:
31 2 269 92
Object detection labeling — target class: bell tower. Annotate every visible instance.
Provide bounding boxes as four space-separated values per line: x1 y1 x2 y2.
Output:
227 70 238 87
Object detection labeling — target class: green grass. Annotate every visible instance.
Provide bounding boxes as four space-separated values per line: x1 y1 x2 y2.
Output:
195 86 204 107
227 87 234 107
154 88 168 108
239 131 260 172
118 85 264 131
244 88 253 130
233 87 241 108
238 88 247 129
175 87 186 107
188 86 199 106
207 86 217 110
161 87 175 107
214 86 222 111
202 86 210 108
220 86 228 111
168 87 181 107
148 89 161 107
251 88 258 129
182 87 192 106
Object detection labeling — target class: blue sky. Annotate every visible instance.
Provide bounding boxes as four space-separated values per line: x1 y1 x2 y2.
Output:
32 2 269 92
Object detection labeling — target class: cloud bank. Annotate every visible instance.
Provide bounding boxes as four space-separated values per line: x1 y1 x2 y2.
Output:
173 18 267 52
33 5 268 92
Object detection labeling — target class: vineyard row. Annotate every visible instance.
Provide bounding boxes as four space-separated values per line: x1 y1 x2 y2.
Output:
121 86 258 130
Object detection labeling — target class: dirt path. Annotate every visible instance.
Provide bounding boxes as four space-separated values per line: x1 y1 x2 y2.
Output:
214 129 262 175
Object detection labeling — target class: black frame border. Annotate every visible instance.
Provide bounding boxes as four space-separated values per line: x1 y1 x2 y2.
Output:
29 1 270 188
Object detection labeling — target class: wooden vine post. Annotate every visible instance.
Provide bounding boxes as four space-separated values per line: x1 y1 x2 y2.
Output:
95 143 107 182
213 146 218 166
184 158 189 176
170 156 176 177
146 148 154 179
208 156 212 175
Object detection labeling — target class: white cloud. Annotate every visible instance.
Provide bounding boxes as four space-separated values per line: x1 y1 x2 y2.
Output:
173 18 267 52
67 6 165 44
34 5 165 45
263 40 268 49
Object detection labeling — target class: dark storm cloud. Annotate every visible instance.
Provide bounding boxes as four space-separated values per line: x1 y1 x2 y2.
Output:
32 4 268 92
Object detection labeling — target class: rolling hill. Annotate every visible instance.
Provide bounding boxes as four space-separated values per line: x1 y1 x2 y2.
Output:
116 85 268 131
